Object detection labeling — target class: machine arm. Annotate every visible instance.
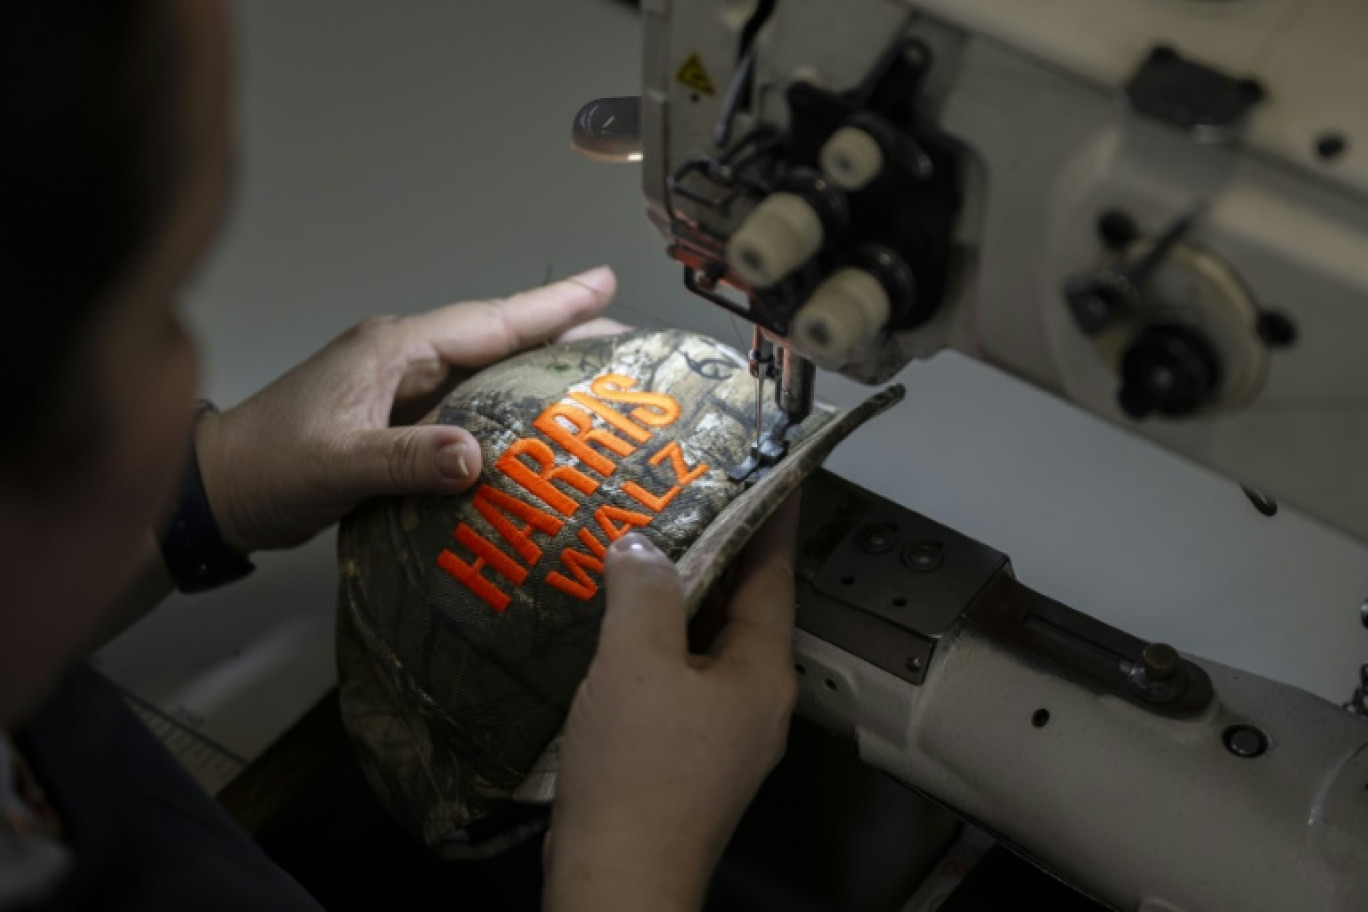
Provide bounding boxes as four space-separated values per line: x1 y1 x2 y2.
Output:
793 469 1368 911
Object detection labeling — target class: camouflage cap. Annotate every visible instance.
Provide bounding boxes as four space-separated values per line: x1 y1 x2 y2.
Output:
336 328 901 857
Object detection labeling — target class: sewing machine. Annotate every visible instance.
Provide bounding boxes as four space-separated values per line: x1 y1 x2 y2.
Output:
577 1 1368 908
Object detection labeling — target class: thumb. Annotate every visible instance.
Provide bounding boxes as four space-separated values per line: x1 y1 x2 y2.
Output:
341 424 484 499
600 533 688 661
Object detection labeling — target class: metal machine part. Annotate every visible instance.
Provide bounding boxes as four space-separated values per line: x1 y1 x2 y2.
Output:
640 0 1368 543
1064 204 1270 420
650 20 961 352
615 2 1368 905
1346 665 1368 716
1122 45 1266 145
793 470 1368 911
570 96 643 163
1063 203 1204 340
729 330 815 483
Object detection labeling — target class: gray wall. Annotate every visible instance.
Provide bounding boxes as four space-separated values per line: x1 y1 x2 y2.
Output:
97 0 1368 761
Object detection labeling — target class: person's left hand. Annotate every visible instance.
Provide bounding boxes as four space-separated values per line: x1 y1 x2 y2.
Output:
195 266 622 553
544 494 801 912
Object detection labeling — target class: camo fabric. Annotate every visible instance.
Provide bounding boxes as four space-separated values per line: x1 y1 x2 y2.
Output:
336 329 902 856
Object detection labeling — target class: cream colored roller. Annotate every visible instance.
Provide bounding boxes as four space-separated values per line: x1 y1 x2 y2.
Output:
820 126 885 191
793 266 891 369
726 193 825 288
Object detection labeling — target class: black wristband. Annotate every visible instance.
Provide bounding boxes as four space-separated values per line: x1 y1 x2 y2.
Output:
158 401 255 593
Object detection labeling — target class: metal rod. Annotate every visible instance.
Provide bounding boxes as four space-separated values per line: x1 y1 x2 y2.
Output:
749 327 773 455
776 346 815 425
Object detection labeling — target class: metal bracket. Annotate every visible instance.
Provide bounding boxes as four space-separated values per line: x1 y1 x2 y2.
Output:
965 575 1216 719
1124 45 1265 144
794 472 1009 684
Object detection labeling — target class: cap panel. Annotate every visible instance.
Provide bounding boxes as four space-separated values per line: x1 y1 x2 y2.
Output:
338 329 902 851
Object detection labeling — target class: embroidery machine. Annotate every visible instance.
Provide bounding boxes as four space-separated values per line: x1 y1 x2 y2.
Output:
576 2 1368 908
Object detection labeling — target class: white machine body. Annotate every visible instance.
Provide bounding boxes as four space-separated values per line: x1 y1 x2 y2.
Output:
641 0 1368 543
794 626 1368 912
636 2 1368 909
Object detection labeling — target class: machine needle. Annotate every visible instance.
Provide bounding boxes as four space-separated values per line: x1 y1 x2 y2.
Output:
749 327 770 454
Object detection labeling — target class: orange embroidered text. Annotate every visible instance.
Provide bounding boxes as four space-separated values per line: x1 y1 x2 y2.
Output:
438 371 709 612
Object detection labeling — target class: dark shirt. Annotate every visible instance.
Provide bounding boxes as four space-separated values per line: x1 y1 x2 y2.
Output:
12 665 321 911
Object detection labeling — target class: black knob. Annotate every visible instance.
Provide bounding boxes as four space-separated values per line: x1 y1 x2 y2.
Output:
1118 325 1222 420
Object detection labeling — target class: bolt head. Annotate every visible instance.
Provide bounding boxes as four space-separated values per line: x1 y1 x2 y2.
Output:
900 541 944 573
1141 643 1180 681
855 523 897 555
1223 724 1269 759
1097 210 1140 250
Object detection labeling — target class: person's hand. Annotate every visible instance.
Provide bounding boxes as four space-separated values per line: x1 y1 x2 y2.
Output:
544 494 801 912
196 267 622 552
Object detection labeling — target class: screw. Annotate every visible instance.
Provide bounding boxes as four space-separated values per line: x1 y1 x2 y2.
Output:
1242 486 1279 518
1257 310 1298 348
1032 709 1051 728
1097 210 1139 250
1359 599 1368 630
1236 79 1266 103
1141 643 1180 681
901 541 944 573
1223 724 1269 759
905 656 924 674
855 522 897 554
1316 132 1348 162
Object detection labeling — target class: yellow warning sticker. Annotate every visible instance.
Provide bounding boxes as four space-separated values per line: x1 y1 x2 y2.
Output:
675 53 716 96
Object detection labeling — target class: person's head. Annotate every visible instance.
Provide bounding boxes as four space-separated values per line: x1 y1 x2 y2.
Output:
0 0 233 726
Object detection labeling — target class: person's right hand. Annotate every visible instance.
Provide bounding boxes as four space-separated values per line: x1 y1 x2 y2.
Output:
544 494 802 912
194 267 621 553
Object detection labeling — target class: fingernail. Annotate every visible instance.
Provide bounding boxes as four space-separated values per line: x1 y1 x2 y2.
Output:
438 443 471 480
567 265 614 294
612 532 657 555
